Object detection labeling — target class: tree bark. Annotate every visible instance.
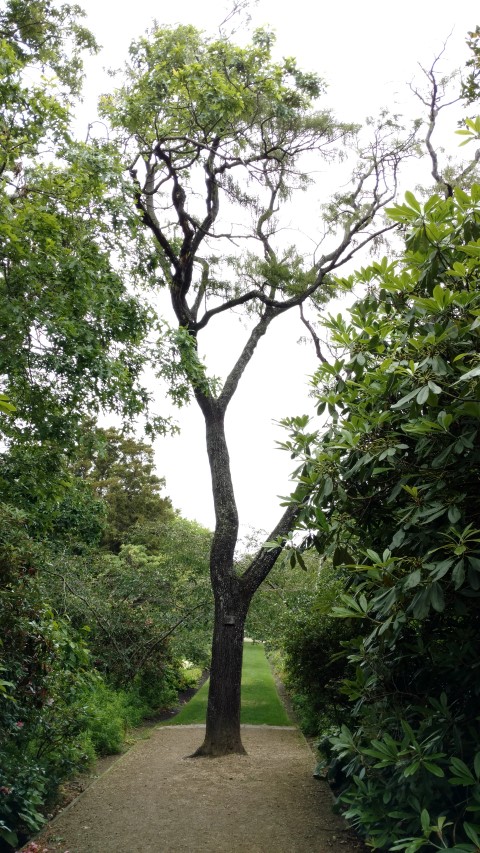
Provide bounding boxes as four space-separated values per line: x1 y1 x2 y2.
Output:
191 580 250 757
190 394 250 756
189 316 303 757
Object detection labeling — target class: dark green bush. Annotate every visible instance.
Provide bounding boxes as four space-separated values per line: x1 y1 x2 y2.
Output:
285 186 480 851
0 505 95 849
281 565 359 736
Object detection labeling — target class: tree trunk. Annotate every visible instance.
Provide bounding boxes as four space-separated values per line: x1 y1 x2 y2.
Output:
190 319 299 758
191 583 250 757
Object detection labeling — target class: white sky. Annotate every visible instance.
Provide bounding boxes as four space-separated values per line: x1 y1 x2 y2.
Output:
75 0 479 535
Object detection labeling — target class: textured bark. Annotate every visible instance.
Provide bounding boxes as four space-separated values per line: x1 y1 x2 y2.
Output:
191 584 249 757
190 396 248 756
187 313 305 757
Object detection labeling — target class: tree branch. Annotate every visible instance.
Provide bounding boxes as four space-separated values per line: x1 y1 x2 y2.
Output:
130 167 179 272
240 502 302 597
299 303 328 363
218 309 276 411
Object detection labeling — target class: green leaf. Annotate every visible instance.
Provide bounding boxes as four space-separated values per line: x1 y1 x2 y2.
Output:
0 393 16 414
392 387 421 409
296 552 307 571
416 386 430 405
405 191 422 213
448 505 462 524
453 560 465 589
430 582 445 612
453 364 480 384
323 476 333 497
464 823 480 846
450 757 476 785
437 410 453 430
424 761 445 777
404 760 421 776
404 569 421 590
421 808 430 832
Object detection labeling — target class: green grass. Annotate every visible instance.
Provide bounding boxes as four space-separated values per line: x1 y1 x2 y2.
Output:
164 642 292 726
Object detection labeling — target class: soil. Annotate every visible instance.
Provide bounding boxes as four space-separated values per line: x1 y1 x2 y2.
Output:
24 724 365 853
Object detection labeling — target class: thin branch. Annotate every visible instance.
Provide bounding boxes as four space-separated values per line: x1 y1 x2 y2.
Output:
241 502 303 596
411 47 461 197
299 303 328 364
135 602 206 672
42 567 130 667
218 309 276 411
130 168 179 272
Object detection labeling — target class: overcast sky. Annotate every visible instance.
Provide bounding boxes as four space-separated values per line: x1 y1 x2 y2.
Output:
75 0 479 536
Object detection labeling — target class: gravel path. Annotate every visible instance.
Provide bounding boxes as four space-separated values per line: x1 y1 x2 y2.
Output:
29 725 364 853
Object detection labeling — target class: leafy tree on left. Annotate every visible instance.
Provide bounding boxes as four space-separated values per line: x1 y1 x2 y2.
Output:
0 0 158 452
0 5 165 848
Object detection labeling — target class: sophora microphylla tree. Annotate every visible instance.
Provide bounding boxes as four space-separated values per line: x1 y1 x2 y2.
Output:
101 24 416 755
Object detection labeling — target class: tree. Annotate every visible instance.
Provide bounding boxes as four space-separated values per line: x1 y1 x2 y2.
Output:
0 8 174 842
282 184 480 849
72 425 174 552
0 0 157 454
33 427 212 691
101 23 418 755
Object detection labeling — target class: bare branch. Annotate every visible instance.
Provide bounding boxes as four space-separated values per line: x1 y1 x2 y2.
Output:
135 602 206 672
411 48 462 197
240 502 302 596
299 303 328 364
218 309 276 411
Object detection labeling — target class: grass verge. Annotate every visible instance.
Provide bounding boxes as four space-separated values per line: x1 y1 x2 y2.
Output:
164 642 292 726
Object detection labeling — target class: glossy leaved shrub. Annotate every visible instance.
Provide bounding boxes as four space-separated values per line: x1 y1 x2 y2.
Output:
284 186 480 851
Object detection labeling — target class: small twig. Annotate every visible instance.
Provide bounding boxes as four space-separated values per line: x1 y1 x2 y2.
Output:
299 303 328 364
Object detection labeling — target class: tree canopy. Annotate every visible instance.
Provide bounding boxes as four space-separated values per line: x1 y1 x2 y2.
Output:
0 0 157 449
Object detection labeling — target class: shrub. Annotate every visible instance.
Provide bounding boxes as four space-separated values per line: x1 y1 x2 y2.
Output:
278 562 359 736
286 187 480 850
0 505 96 849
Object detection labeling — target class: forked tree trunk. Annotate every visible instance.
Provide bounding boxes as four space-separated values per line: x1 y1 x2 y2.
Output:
190 316 297 758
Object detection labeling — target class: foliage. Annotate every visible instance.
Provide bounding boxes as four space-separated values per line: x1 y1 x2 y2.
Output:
0 0 158 452
0 413 213 849
284 185 480 850
44 527 212 686
278 562 359 737
0 0 98 97
82 682 147 756
461 26 480 106
0 425 212 849
0 4 217 832
244 547 357 735
0 440 106 544
72 425 174 552
0 504 95 850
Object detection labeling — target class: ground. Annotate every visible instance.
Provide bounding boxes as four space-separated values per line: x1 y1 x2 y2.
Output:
26 725 365 853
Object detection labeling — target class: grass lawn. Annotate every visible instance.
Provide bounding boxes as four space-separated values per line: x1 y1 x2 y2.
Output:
164 642 292 726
